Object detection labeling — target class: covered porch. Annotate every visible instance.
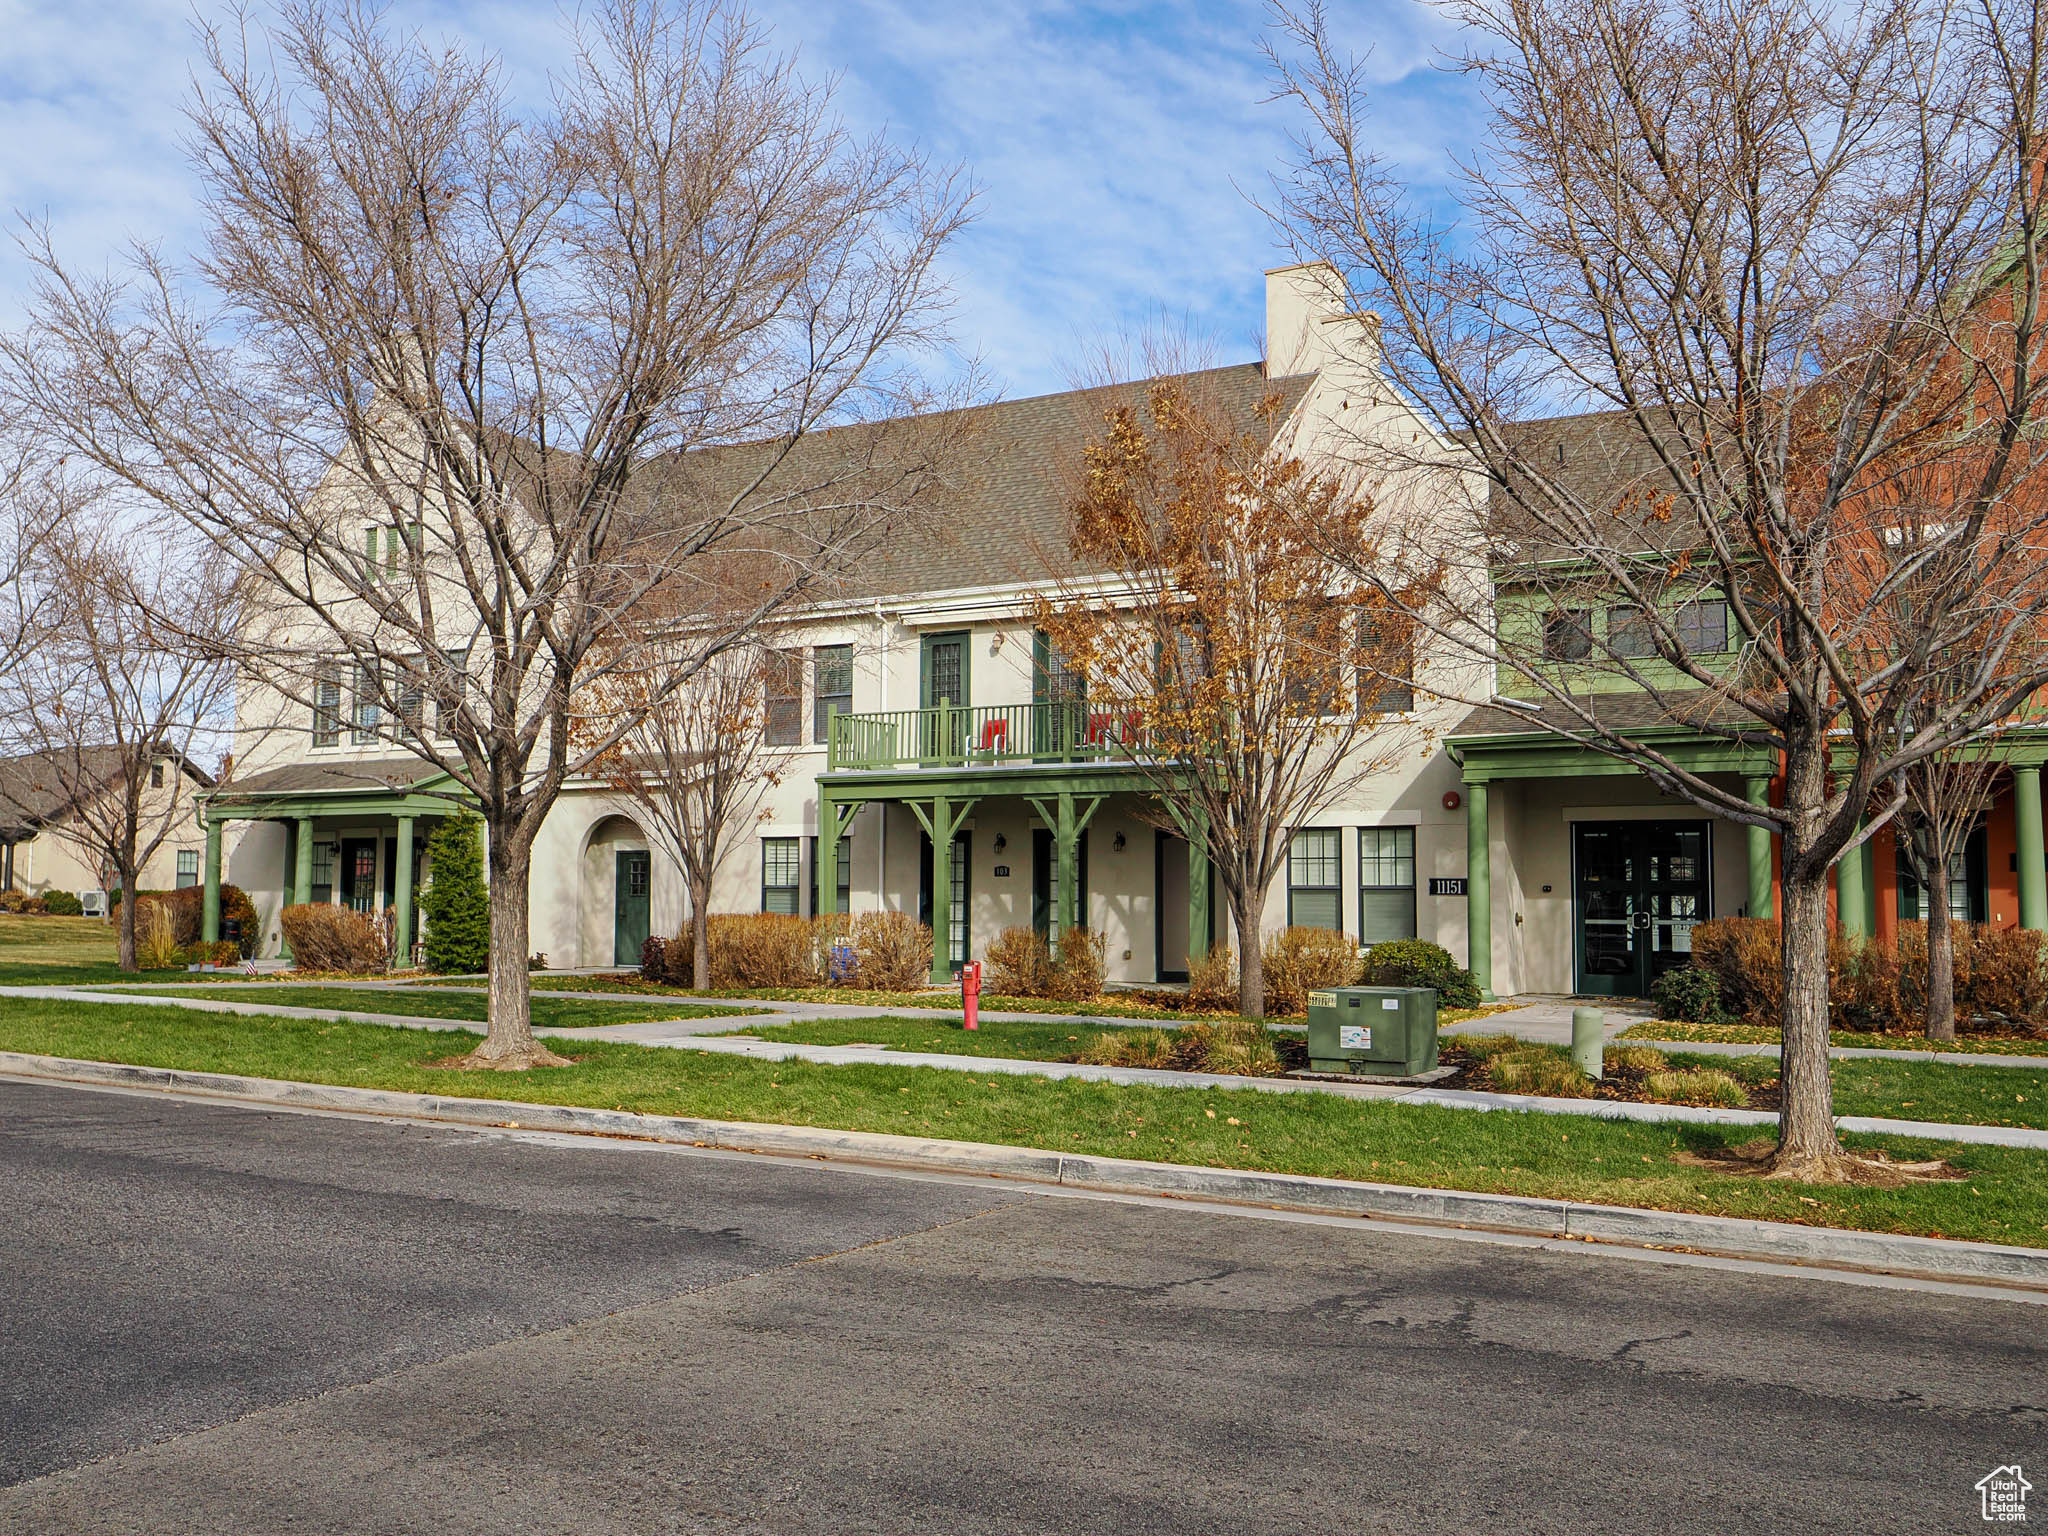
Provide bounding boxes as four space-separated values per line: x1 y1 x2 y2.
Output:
199 760 462 964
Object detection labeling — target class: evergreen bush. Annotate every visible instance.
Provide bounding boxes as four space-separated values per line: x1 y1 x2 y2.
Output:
420 814 490 973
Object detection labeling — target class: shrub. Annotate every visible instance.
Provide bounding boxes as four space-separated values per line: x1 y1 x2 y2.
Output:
639 933 667 983
1640 1068 1747 1108
184 940 241 968
112 884 258 954
1195 1018 1282 1076
984 925 1054 997
279 904 388 973
849 911 933 991
420 814 490 973
0 888 27 913
1447 1031 1529 1063
1076 1027 1177 1069
40 890 82 917
1604 1044 1670 1073
17 896 47 915
1649 965 1730 1025
1688 917 1783 1028
1261 926 1361 1016
1049 926 1108 1002
1485 1043 1594 1098
1964 924 2048 1023
706 913 820 988
1358 938 1481 1009
1185 945 1239 1011
137 902 182 970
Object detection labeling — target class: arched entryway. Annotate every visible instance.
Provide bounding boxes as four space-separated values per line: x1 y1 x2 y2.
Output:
580 815 651 968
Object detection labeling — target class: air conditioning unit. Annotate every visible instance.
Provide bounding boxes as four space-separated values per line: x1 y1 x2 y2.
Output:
80 890 108 918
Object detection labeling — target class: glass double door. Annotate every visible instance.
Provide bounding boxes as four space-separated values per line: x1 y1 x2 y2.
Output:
1573 821 1711 996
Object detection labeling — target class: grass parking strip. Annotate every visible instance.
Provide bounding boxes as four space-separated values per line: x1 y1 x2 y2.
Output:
2 994 2047 1247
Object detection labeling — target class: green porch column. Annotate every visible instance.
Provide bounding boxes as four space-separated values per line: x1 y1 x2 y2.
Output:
1054 793 1078 940
1837 820 1870 940
1186 809 1211 964
928 793 952 982
2017 765 2047 931
1744 776 1774 921
201 817 223 944
817 793 839 918
393 816 416 968
293 816 314 906
1465 780 1493 1002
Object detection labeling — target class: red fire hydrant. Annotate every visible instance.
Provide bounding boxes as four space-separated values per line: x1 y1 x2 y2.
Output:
962 959 983 1031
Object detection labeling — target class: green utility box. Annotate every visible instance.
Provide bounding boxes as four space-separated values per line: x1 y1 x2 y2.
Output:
1305 986 1439 1077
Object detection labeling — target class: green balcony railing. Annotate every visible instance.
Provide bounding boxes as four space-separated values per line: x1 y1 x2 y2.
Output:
827 700 1148 771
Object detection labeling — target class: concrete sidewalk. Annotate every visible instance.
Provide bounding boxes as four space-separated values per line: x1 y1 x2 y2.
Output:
12 981 2048 1151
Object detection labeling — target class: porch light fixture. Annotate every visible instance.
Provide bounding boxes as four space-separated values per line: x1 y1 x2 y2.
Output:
993 833 1006 853
1113 831 1126 851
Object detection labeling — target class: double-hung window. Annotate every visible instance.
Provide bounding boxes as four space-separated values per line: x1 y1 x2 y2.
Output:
351 662 381 743
312 667 342 747
1357 600 1415 714
761 837 801 914
176 850 200 889
1357 827 1418 944
434 649 468 739
765 651 803 747
1606 604 1655 658
1287 828 1343 931
394 658 426 739
1676 599 1729 655
813 645 853 744
1543 609 1593 661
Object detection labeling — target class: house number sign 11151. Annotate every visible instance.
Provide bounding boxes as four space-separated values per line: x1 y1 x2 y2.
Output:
1429 877 1468 897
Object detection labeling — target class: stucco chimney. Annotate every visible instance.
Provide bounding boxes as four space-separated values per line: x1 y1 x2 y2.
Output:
1265 261 1375 378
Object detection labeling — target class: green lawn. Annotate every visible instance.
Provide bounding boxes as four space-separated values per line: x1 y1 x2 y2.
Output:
1623 1020 2048 1058
69 984 756 1031
717 1012 1185 1059
0 994 2045 1247
1827 1057 2048 1131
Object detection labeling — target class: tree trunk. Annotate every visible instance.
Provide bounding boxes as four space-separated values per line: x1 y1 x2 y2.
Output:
116 864 138 972
1924 867 1957 1042
1774 869 1845 1175
691 870 712 993
1234 896 1265 1019
458 822 569 1069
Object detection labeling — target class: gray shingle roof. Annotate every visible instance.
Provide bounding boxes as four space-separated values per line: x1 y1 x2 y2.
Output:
211 758 445 800
0 748 214 837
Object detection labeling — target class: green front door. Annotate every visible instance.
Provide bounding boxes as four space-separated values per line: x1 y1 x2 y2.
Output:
920 631 970 761
1573 821 1711 996
614 850 651 967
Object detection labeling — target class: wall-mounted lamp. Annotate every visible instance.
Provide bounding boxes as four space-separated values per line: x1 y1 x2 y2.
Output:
1113 831 1126 852
989 632 1006 655
993 833 1007 853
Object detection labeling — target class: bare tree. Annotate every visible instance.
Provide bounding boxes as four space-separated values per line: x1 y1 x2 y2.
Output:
586 630 782 988
3 0 973 1066
1037 376 1422 1017
1264 0 2048 1178
0 502 238 969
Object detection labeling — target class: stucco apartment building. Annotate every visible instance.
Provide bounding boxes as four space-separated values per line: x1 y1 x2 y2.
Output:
194 261 2048 997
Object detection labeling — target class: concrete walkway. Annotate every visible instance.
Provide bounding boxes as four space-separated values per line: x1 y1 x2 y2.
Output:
12 982 2048 1152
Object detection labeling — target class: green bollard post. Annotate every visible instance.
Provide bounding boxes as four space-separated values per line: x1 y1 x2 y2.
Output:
1571 1006 1604 1080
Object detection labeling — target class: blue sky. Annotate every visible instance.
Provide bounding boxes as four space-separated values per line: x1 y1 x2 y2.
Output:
0 0 1481 400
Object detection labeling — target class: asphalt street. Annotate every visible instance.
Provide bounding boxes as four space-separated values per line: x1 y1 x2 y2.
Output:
0 1076 2041 1535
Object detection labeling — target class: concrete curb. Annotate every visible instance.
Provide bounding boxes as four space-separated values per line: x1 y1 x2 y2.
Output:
5 1048 2047 1290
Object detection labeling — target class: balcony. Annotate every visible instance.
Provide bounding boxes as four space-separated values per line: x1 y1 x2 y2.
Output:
826 701 1147 772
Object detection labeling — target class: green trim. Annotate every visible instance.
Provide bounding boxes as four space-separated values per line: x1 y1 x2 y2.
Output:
1451 725 1775 783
